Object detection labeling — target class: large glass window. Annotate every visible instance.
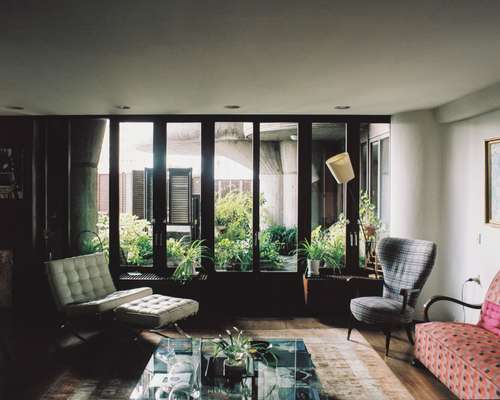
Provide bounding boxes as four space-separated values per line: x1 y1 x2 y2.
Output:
165 123 202 269
214 122 254 272
259 123 298 272
359 123 390 269
380 137 390 228
311 123 347 274
118 122 154 267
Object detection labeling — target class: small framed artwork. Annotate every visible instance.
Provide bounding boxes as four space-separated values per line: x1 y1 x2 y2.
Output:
485 138 500 226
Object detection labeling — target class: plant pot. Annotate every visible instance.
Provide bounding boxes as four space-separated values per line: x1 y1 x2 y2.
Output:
307 259 321 276
223 358 247 379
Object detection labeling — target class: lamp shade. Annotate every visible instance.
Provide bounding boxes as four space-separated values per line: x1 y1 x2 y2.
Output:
325 152 355 184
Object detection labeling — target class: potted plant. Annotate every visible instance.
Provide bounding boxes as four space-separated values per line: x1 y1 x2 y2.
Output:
213 327 252 379
212 327 277 379
299 238 324 276
166 237 186 268
172 240 209 283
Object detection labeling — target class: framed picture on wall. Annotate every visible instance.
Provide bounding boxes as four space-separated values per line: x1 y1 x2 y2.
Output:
486 138 500 226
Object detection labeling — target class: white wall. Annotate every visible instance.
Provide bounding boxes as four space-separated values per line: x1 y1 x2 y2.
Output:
390 110 444 318
391 94 500 322
437 109 500 322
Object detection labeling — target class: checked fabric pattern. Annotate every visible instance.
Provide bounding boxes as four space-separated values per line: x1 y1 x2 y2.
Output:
415 270 500 400
350 237 436 325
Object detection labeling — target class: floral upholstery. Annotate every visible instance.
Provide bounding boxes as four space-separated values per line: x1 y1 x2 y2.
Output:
415 271 500 400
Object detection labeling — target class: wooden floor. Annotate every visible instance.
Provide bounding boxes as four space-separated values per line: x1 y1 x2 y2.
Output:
1 316 453 399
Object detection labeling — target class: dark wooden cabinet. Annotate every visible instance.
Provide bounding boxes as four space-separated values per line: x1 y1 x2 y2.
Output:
303 274 383 316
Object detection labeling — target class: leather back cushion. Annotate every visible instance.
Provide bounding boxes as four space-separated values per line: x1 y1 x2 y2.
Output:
45 253 116 311
478 270 500 336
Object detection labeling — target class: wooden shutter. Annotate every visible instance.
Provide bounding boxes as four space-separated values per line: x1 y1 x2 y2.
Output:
144 168 153 221
168 168 192 225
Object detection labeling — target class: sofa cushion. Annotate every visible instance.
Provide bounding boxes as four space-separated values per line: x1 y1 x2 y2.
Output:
350 296 414 324
415 321 500 400
45 253 116 311
114 294 199 328
65 287 153 317
478 270 500 335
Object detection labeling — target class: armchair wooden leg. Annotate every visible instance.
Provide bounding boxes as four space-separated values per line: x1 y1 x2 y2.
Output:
405 323 414 345
383 328 392 357
347 313 354 341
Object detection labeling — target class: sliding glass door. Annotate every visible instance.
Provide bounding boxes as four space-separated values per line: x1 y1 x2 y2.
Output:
106 117 388 278
310 123 347 273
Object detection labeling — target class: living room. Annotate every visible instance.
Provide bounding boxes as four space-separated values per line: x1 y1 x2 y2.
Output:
0 1 499 399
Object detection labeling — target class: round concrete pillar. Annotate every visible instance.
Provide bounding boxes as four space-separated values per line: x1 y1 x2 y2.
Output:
70 119 107 252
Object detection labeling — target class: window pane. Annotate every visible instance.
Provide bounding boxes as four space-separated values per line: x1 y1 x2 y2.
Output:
165 123 201 269
370 141 379 211
380 136 390 229
311 123 346 274
360 142 368 194
119 122 154 267
260 123 297 272
214 122 253 272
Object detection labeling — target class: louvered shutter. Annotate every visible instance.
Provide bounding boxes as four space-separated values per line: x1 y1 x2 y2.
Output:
168 168 192 224
132 170 145 219
144 168 153 221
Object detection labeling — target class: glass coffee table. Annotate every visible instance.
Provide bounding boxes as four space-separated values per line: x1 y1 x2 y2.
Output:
130 338 326 399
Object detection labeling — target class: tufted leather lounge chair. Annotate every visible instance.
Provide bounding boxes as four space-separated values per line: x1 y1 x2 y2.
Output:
45 252 152 319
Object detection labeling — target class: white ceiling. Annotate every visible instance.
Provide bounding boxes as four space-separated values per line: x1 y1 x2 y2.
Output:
2 0 500 116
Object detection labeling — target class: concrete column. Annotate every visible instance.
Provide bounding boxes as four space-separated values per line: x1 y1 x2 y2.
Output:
280 141 298 228
70 119 107 251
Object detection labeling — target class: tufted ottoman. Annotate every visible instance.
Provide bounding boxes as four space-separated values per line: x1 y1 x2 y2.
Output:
114 294 199 328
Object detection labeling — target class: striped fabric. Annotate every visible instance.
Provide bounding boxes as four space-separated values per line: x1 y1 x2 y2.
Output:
351 296 414 324
378 237 436 308
350 237 436 325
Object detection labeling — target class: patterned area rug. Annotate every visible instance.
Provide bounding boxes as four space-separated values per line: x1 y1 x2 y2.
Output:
40 328 414 400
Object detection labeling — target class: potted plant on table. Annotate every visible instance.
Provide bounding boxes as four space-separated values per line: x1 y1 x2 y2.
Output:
299 236 324 276
212 327 277 380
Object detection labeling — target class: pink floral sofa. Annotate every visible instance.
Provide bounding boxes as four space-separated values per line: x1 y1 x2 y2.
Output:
415 271 500 400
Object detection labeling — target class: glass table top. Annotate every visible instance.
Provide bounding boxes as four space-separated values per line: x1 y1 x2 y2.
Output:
130 338 326 399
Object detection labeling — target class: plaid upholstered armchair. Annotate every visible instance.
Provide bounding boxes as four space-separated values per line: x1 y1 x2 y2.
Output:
347 237 437 356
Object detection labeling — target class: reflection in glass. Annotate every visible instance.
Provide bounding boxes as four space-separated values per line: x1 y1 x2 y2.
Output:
311 123 346 274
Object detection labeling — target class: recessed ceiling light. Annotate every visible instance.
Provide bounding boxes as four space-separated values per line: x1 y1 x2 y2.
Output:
116 105 131 110
334 105 350 110
224 105 241 109
5 105 24 110
290 134 297 141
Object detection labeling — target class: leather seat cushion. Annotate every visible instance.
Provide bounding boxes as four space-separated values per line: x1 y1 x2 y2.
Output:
350 296 414 325
114 294 199 328
65 287 153 317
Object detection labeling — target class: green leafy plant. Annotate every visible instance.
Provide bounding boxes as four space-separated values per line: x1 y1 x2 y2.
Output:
172 239 210 282
262 225 297 256
166 237 186 259
299 234 325 261
359 191 382 240
212 327 277 367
